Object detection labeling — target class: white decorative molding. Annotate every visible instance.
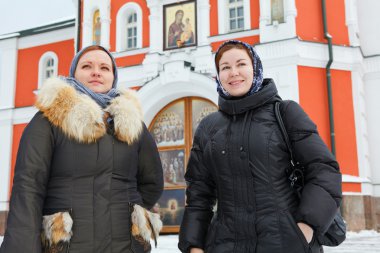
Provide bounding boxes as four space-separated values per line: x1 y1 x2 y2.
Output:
0 33 19 41
259 0 297 43
342 174 371 183
13 106 38 125
364 56 380 74
193 45 214 74
117 65 145 88
116 2 143 52
142 53 164 81
342 174 373 195
264 65 299 102
208 29 260 43
255 38 301 100
18 27 75 49
296 40 363 70
138 69 217 126
113 47 149 58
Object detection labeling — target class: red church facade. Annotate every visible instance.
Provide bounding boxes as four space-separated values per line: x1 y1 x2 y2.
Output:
0 0 379 234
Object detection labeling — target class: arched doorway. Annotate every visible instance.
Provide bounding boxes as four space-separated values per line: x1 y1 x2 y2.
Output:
149 97 217 232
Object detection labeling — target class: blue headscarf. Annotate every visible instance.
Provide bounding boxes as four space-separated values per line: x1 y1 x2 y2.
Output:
63 45 119 108
214 40 264 98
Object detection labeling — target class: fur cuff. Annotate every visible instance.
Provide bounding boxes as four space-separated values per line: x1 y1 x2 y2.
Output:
131 204 163 245
41 212 73 247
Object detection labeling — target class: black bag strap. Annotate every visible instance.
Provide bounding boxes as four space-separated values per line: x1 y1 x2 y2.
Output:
274 102 296 167
275 102 305 196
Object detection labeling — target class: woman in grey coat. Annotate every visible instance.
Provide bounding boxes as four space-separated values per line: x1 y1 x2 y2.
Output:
0 45 163 253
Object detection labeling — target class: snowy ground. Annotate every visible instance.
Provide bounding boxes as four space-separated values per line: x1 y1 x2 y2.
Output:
153 231 380 253
1 230 380 252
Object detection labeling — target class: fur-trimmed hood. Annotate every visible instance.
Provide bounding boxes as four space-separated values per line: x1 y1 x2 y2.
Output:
35 77 143 144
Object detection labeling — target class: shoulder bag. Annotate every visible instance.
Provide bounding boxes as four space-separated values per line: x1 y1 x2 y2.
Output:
274 101 346 247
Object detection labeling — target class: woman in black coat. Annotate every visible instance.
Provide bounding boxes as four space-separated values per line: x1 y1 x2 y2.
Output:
178 40 342 253
0 45 163 253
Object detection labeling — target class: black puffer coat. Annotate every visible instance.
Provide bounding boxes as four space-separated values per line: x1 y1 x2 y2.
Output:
0 78 163 253
179 79 342 253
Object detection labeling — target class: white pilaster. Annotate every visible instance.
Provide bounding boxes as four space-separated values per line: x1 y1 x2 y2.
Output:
81 20 92 47
0 109 13 208
197 0 210 46
0 38 17 110
100 17 111 49
147 0 162 53
345 0 360 46
351 69 372 195
363 56 380 196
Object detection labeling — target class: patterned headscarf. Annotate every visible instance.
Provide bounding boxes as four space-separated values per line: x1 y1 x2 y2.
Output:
214 40 264 98
62 45 119 108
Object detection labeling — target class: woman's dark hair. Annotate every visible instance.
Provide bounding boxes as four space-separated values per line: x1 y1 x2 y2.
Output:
215 43 252 73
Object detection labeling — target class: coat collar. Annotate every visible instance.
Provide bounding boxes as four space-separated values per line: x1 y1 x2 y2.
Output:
35 77 143 144
218 79 280 115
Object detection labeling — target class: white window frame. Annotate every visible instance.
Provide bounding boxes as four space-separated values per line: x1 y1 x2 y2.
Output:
116 2 143 52
38 52 58 89
126 12 138 49
218 0 251 34
227 0 245 32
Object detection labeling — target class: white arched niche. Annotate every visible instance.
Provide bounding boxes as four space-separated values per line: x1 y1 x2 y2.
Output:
116 2 143 51
138 72 218 126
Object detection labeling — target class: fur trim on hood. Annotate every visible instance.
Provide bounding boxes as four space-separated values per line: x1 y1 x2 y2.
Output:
35 77 143 144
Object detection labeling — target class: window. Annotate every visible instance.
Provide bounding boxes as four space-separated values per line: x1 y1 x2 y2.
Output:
116 3 143 52
38 52 58 89
271 0 285 24
149 97 217 233
93 9 101 45
228 0 244 31
218 0 250 34
126 12 137 49
45 58 55 79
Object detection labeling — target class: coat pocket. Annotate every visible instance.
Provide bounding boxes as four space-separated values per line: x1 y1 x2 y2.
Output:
204 218 217 252
130 204 163 253
41 211 73 253
284 211 310 253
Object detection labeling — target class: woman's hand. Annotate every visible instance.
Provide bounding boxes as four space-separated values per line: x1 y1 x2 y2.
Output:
297 222 314 243
190 248 204 253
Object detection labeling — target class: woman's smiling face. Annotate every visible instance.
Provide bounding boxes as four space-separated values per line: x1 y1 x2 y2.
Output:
74 49 114 94
218 48 254 97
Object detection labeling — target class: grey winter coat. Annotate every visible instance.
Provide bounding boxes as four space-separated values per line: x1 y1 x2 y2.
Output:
0 78 163 253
